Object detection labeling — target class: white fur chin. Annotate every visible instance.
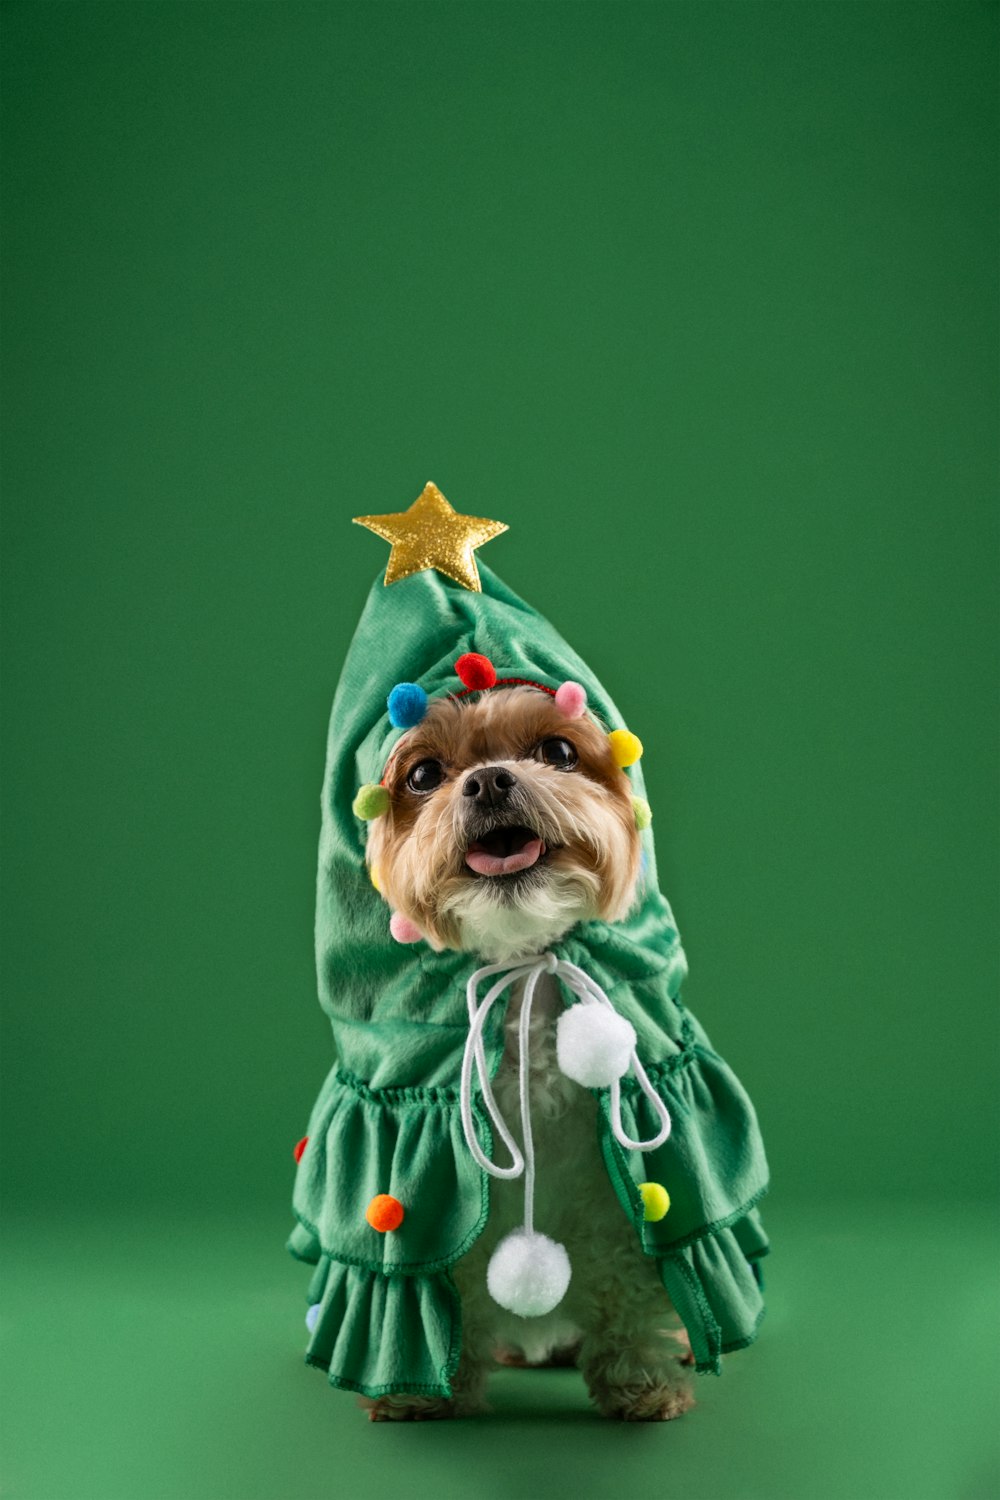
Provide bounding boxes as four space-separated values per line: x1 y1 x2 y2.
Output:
443 867 600 964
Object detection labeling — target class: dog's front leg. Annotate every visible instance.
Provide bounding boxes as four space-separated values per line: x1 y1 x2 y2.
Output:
576 1252 695 1422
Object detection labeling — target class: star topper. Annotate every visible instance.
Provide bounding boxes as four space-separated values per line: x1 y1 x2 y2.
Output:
353 482 508 591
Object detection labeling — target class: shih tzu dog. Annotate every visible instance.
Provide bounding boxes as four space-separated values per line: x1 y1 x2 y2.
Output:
362 684 694 1422
293 501 768 1422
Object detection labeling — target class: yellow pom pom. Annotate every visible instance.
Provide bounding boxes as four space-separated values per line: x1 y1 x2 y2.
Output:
631 795 652 830
369 865 382 894
353 783 389 819
608 729 643 768
638 1181 670 1222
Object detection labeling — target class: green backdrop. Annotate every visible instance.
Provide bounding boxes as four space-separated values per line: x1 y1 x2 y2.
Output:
2 3 996 1498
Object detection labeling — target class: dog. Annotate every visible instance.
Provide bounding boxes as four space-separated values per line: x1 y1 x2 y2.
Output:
361 684 695 1421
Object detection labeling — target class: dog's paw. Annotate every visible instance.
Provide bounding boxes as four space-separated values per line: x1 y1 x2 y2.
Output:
590 1373 696 1422
360 1394 457 1423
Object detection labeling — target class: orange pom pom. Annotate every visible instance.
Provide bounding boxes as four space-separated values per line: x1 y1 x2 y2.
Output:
455 652 497 690
365 1193 405 1232
293 1136 308 1163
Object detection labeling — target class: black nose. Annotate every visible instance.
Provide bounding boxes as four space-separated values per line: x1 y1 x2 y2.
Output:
462 765 518 805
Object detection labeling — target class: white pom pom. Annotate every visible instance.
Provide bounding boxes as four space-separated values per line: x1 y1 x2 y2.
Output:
556 1002 636 1087
486 1230 571 1317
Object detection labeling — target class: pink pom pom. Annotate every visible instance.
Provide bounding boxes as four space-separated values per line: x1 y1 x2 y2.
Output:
389 912 423 944
554 681 587 719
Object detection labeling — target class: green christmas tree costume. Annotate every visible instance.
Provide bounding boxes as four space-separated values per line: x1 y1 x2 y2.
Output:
287 545 769 1399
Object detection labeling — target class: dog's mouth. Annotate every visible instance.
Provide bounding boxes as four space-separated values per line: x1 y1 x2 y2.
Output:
464 824 547 878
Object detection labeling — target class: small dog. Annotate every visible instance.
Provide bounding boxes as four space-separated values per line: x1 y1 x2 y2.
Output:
362 685 695 1421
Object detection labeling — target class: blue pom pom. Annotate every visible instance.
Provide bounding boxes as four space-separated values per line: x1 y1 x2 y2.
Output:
305 1303 320 1333
387 682 428 729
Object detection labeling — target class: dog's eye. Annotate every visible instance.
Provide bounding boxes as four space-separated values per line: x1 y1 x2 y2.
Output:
406 759 445 793
538 737 578 769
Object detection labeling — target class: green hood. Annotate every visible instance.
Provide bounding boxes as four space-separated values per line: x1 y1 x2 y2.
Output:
288 562 769 1398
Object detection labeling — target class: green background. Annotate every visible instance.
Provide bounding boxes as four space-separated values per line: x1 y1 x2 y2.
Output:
2 2 996 1496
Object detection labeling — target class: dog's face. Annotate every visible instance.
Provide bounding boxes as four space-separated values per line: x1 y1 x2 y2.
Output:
367 685 640 961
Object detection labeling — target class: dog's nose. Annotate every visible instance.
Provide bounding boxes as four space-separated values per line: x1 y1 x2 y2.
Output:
462 766 518 805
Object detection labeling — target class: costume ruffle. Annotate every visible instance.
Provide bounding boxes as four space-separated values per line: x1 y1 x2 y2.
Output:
286 1215 767 1395
291 1066 490 1274
592 1039 769 1375
659 1209 769 1374
602 1038 768 1248
299 1252 461 1398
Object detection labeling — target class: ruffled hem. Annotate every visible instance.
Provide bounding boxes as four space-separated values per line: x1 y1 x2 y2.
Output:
657 1207 770 1375
301 1254 461 1399
289 1209 768 1390
605 1043 769 1250
292 1067 490 1274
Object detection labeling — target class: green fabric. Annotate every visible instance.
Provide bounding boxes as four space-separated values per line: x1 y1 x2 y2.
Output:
292 1066 489 1273
289 563 770 1394
303 1256 462 1399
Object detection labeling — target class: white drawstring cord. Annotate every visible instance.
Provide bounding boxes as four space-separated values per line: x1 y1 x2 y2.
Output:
458 951 672 1238
458 958 539 1180
517 962 541 1233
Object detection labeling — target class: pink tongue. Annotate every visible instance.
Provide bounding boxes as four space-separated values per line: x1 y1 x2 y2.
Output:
465 838 545 877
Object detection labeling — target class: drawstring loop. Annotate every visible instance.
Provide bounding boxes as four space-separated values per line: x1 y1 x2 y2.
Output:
459 952 672 1208
458 950 673 1318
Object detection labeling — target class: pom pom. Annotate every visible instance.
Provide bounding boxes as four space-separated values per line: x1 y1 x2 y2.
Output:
353 783 389 819
608 728 643 768
554 681 587 718
369 864 382 894
389 912 422 944
365 1194 405 1232
387 682 428 729
293 1135 308 1164
638 1181 671 1222
454 652 497 690
631 795 652 830
305 1303 321 1333
556 1002 636 1088
486 1229 571 1317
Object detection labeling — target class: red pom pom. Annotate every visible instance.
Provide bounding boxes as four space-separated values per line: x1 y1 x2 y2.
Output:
293 1135 308 1163
455 652 497 690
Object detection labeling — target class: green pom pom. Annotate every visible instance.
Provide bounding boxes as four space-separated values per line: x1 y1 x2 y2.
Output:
631 796 652 830
353 783 389 820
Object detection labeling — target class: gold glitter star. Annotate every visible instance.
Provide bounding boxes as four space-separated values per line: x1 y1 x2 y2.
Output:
353 482 508 591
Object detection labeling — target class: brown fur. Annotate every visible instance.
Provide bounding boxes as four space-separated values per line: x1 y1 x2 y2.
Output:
368 686 640 956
